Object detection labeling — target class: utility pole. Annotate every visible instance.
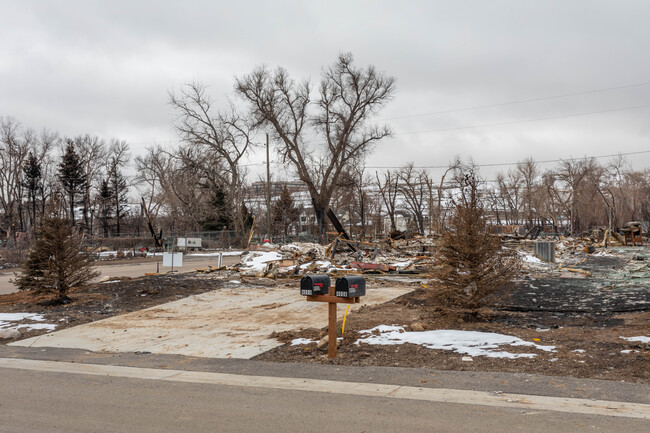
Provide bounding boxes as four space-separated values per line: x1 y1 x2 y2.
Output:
266 133 272 239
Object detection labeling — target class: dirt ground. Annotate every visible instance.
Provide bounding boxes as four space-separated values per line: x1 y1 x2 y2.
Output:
1 261 648 383
0 274 225 341
258 287 649 383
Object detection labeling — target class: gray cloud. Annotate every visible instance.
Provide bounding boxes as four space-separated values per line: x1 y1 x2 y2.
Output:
2 0 650 180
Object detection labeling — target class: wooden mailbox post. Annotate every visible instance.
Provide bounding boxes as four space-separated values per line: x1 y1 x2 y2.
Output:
302 275 366 359
306 286 360 358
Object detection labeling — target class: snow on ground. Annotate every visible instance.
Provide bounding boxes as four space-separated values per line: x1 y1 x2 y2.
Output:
187 251 244 257
520 252 545 265
291 338 317 346
299 260 332 270
621 336 650 343
355 325 556 359
145 250 244 257
0 313 57 332
240 251 284 271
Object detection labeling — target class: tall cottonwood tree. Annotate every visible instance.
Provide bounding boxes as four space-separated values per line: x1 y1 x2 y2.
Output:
376 169 399 233
169 83 254 237
398 163 429 234
0 117 33 236
74 135 107 234
236 53 395 242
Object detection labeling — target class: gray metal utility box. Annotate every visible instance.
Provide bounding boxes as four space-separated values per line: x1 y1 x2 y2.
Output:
533 241 555 263
300 275 331 296
335 276 366 297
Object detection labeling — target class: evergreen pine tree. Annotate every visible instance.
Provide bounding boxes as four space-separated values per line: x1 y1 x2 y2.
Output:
201 184 233 231
23 152 42 229
272 186 301 237
109 168 128 236
58 140 87 224
98 178 113 237
13 215 100 303
430 172 520 310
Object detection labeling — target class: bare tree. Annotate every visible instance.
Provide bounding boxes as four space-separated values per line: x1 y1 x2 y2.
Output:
104 139 130 236
398 163 429 234
134 145 174 220
74 135 107 234
236 53 395 242
376 169 400 233
517 157 538 228
494 169 522 225
434 156 462 232
0 117 34 238
169 83 255 236
556 158 601 234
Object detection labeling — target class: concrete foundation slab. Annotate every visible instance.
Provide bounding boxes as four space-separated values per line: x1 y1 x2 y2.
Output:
10 285 410 359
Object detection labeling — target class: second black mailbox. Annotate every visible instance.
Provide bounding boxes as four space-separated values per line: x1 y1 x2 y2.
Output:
335 276 366 297
300 274 331 296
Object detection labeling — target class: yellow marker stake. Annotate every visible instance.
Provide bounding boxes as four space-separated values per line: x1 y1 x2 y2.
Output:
342 305 351 334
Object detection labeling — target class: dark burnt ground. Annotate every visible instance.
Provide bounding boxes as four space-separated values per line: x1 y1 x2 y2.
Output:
500 255 649 316
0 274 224 342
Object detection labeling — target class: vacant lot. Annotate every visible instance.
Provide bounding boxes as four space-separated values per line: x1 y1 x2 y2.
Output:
1 251 648 383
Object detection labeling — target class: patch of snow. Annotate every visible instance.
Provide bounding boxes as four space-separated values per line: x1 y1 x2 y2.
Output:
187 251 244 257
240 251 283 271
102 280 121 284
621 336 650 343
594 250 614 257
620 350 632 354
355 326 555 359
0 313 46 322
573 349 586 353
521 253 544 264
298 260 334 271
391 261 413 268
16 323 57 331
291 338 317 346
228 280 242 284
0 312 57 333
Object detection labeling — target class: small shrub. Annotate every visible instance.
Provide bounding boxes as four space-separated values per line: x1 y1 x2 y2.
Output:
13 216 100 303
430 171 520 310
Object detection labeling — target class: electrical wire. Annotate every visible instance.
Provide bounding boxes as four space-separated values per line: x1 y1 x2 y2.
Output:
366 150 650 169
378 80 650 121
393 103 650 136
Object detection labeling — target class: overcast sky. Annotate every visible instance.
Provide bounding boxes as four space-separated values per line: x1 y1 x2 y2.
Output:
2 0 650 181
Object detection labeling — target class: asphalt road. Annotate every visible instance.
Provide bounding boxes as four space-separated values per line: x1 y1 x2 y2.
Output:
1 355 647 433
0 254 242 295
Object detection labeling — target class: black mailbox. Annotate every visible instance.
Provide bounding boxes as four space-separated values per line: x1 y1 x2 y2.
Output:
300 275 331 296
335 276 366 297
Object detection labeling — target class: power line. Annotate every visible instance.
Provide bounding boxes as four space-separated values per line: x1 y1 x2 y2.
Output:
123 87 650 147
379 80 650 121
394 103 650 136
366 150 650 170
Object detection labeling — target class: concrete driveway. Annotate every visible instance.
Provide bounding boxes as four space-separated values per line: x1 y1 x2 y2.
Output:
11 283 411 359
